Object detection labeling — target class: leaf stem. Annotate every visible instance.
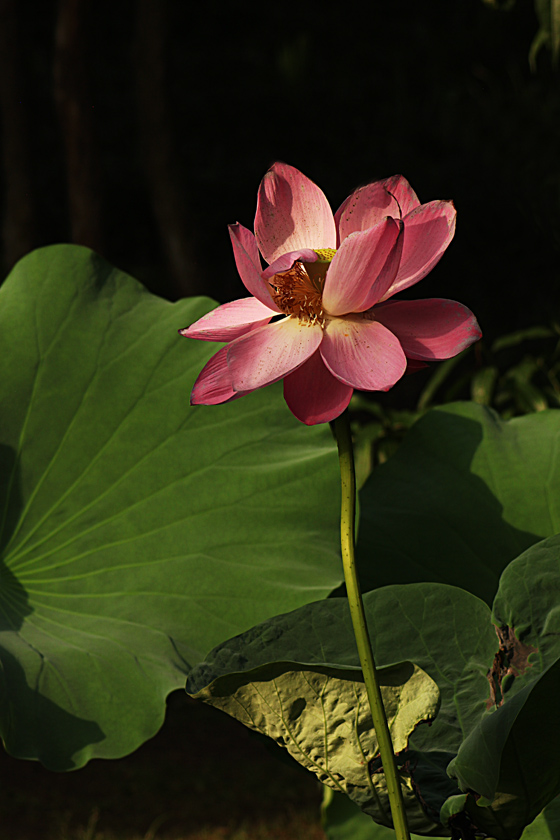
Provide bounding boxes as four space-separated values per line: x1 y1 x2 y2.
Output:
333 410 411 840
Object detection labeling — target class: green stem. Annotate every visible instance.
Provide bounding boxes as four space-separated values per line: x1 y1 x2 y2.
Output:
333 410 411 840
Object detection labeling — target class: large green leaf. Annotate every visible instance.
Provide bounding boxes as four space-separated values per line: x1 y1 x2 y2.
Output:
357 403 560 604
0 245 342 769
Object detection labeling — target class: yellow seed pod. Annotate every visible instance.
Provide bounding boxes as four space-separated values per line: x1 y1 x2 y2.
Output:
314 248 337 263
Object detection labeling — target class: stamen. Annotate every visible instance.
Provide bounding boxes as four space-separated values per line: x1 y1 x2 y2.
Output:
269 261 325 326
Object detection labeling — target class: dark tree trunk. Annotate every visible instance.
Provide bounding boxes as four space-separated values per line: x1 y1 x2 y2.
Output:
54 0 104 252
0 0 38 273
135 0 198 298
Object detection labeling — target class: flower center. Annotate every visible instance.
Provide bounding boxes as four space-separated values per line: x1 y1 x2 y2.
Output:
269 249 336 326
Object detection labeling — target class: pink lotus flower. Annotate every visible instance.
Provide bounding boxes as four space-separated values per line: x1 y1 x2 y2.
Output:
180 163 481 425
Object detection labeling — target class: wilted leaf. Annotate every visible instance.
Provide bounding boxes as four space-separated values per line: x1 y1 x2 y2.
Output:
191 659 440 831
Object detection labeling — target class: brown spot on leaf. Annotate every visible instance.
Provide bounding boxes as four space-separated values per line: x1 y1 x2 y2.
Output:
486 625 538 709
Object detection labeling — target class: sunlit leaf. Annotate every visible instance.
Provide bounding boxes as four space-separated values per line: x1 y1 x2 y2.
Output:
190 659 440 831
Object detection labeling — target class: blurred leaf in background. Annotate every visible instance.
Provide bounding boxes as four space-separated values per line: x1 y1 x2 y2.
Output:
349 322 560 486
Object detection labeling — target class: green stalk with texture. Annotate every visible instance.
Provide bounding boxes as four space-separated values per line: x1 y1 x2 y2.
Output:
333 411 411 840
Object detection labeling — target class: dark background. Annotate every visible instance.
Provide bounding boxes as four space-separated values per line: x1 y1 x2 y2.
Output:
1 0 559 342
0 3 559 834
